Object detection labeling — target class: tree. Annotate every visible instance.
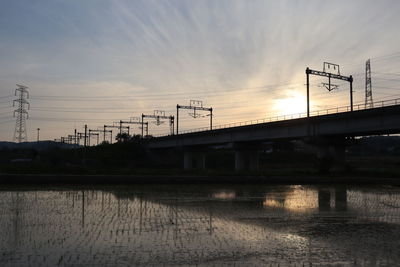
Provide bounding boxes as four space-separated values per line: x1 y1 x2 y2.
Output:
115 133 131 143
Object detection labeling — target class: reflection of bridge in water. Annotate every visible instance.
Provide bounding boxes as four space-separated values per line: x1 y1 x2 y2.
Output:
1 185 399 266
109 185 400 264
111 185 400 225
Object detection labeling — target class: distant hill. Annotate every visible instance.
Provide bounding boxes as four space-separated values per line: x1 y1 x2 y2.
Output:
0 141 78 150
354 135 400 155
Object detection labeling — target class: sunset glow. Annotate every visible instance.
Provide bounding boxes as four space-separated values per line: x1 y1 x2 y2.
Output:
273 91 306 116
0 1 400 140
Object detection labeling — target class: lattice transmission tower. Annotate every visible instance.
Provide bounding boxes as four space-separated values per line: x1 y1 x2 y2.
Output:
365 59 373 108
13 84 30 142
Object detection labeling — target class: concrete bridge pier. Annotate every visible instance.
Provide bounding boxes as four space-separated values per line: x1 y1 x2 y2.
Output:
314 137 346 172
183 150 206 170
334 186 347 211
318 186 347 211
234 143 260 171
318 188 331 211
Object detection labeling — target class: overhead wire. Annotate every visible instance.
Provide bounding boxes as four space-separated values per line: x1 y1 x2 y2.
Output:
6 50 400 139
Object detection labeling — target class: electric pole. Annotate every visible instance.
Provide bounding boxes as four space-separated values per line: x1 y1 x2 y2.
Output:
365 59 373 108
104 124 128 142
305 63 353 117
37 128 40 142
74 129 77 145
176 100 212 135
120 117 148 138
84 124 88 147
99 126 112 144
141 110 174 137
88 129 102 146
13 84 30 142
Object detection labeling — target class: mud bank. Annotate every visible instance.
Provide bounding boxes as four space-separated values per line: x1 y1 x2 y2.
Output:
0 173 399 185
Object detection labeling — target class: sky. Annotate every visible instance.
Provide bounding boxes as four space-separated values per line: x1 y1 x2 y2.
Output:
1 0 400 142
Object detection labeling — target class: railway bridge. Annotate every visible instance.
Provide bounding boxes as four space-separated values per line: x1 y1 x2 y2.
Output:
147 99 400 170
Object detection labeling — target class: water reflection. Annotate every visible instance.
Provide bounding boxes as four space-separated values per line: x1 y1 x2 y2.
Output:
0 184 399 266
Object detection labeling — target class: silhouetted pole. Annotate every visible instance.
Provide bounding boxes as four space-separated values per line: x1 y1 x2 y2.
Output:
177 101 212 134
84 124 87 147
37 128 40 142
176 105 179 135
81 190 85 228
142 111 173 136
103 125 106 143
141 114 144 138
350 75 353 112
170 116 174 135
306 67 310 117
306 65 353 116
210 108 213 130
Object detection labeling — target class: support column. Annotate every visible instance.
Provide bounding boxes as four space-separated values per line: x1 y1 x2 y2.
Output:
183 151 206 170
318 188 331 212
313 137 346 172
234 143 260 171
334 186 347 211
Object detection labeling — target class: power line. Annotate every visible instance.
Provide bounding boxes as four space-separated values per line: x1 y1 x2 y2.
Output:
0 119 15 125
28 81 306 101
0 95 13 99
30 108 134 114
373 71 400 76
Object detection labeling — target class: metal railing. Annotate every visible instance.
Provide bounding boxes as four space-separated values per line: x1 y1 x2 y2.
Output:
153 98 400 138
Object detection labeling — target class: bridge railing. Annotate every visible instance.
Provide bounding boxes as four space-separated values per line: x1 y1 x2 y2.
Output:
153 98 400 137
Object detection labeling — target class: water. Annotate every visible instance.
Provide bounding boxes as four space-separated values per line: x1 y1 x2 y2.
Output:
0 184 399 266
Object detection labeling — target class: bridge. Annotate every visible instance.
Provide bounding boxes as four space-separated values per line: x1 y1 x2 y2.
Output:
147 98 400 171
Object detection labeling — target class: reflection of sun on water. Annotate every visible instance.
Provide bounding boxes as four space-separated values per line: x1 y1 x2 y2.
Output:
273 91 306 115
212 191 236 200
263 187 318 213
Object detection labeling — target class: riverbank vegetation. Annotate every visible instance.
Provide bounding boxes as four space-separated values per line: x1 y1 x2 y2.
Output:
0 136 399 177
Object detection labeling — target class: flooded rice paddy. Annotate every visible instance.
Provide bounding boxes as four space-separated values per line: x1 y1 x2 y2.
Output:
0 184 400 266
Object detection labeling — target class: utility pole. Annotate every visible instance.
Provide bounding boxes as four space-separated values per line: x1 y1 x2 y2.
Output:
101 125 113 143
141 110 174 138
365 59 373 108
114 121 130 136
74 129 77 145
104 124 128 142
37 128 40 142
120 118 148 138
176 100 212 135
88 129 102 146
84 125 88 147
305 62 353 117
77 132 88 146
138 119 149 138
67 135 74 144
13 84 30 142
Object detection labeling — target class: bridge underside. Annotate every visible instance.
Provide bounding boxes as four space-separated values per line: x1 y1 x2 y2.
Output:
147 105 400 171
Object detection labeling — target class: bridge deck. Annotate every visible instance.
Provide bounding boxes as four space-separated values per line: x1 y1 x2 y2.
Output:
148 104 400 148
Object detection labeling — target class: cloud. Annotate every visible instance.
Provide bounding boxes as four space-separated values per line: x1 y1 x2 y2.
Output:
1 0 400 140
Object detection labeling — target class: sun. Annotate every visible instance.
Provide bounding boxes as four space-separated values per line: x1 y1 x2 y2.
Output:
273 91 306 115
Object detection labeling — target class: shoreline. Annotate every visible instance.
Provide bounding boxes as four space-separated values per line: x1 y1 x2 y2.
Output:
1 173 399 185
